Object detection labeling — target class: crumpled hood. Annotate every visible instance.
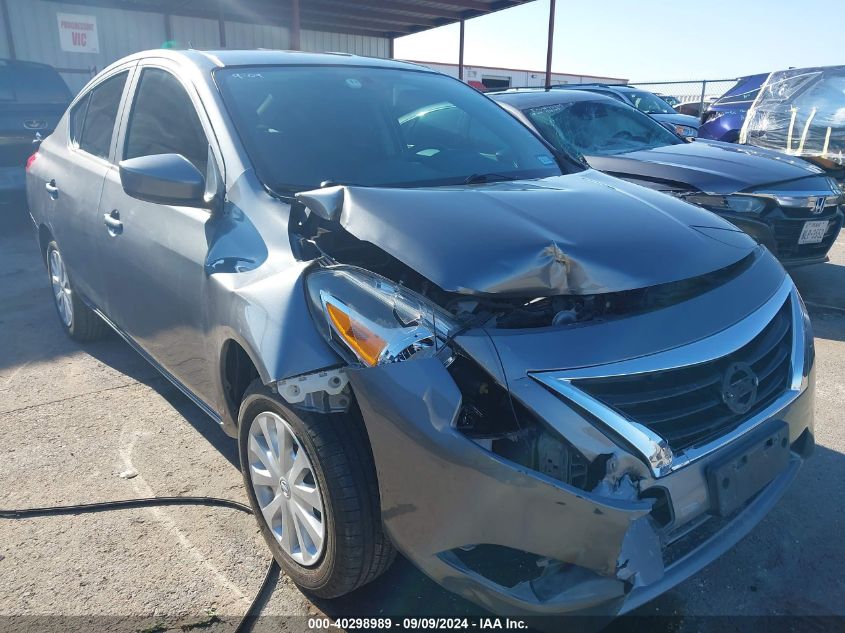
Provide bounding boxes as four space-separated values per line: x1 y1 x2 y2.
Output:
588 139 824 194
330 170 756 296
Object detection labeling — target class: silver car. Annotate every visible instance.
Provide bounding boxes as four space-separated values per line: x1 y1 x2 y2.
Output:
26 50 815 619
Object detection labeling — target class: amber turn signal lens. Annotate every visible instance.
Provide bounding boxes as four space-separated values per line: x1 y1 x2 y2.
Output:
326 302 387 367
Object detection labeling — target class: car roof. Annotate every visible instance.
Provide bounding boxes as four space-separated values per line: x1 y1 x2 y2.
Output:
489 88 620 110
562 83 637 93
0 58 61 71
100 48 435 74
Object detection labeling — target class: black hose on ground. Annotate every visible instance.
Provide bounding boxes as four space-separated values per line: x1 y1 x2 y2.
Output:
0 496 280 633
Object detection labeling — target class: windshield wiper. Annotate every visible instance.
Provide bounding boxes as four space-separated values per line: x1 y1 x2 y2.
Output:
463 173 519 185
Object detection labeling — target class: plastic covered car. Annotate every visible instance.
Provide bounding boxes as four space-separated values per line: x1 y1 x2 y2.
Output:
740 65 845 182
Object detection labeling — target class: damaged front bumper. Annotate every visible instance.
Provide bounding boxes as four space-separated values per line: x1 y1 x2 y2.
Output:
345 272 814 618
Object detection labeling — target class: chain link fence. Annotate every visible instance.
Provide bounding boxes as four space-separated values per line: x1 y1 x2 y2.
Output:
629 79 738 118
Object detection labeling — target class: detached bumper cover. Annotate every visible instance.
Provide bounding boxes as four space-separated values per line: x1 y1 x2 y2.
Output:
348 354 814 617
348 358 651 617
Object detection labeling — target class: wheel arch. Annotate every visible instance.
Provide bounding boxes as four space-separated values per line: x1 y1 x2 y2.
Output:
38 223 54 266
219 337 265 434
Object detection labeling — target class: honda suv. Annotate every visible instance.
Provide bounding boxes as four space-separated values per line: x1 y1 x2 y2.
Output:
26 50 815 620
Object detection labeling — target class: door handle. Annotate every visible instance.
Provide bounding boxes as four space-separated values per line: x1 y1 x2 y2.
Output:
103 210 123 236
45 179 58 199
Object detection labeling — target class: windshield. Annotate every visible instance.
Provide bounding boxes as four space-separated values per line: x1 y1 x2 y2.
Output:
626 90 675 114
526 99 682 156
216 66 568 193
715 75 767 106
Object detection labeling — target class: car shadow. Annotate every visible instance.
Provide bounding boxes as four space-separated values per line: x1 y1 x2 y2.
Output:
84 334 241 468
791 262 845 309
0 208 233 468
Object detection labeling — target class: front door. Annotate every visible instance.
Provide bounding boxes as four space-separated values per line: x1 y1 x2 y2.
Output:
97 65 217 403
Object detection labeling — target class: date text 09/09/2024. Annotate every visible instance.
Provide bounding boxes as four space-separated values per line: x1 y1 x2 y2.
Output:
307 618 530 630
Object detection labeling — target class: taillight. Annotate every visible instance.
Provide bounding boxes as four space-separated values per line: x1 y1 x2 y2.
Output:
25 152 38 172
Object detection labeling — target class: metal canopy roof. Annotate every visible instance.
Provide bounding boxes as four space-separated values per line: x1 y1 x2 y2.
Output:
59 0 535 39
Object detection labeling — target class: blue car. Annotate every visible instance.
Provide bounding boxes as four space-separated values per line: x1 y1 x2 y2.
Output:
560 83 701 138
699 73 768 142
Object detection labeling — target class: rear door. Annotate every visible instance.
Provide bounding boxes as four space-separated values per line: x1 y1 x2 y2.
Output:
97 63 218 402
38 67 132 308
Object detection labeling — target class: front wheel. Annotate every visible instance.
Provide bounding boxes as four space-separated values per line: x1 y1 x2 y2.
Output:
238 380 395 598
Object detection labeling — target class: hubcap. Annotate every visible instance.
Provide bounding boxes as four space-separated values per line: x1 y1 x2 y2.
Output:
49 248 73 328
247 411 326 566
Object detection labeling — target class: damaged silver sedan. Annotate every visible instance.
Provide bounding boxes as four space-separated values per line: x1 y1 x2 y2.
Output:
26 50 815 618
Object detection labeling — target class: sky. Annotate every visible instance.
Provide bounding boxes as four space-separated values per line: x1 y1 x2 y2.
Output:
395 0 843 82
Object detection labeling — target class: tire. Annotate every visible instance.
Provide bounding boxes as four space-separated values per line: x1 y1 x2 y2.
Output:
46 240 108 342
238 379 395 598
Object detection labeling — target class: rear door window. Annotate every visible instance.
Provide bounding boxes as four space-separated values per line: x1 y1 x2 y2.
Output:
124 68 208 175
78 72 128 160
69 93 91 146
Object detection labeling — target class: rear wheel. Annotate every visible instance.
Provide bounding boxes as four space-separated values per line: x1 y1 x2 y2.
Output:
238 380 395 598
46 241 108 341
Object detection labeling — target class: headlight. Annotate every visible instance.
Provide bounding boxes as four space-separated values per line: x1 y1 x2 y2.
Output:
306 266 456 367
681 193 767 214
674 124 698 138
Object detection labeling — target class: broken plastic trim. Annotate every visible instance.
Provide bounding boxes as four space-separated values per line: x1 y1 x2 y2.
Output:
276 367 351 413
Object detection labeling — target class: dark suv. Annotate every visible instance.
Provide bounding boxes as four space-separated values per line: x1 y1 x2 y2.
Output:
0 59 70 202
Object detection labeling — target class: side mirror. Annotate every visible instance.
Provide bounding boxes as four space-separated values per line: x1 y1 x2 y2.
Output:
119 153 206 207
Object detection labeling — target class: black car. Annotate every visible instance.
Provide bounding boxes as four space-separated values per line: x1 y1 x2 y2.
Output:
556 83 701 138
0 59 71 202
493 89 844 267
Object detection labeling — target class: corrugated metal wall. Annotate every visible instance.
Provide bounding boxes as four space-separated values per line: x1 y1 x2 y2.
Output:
301 30 388 57
1 0 390 94
225 22 289 50
170 15 220 50
0 9 9 58
6 0 166 93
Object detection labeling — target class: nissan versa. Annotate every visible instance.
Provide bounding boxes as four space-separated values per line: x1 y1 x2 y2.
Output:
26 51 815 619
492 89 844 267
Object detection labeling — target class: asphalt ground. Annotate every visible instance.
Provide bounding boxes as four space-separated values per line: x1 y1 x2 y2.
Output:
1 205 843 633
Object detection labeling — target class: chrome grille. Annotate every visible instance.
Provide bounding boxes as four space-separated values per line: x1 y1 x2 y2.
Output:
572 299 793 452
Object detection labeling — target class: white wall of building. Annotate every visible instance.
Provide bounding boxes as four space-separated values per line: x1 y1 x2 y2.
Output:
410 60 627 88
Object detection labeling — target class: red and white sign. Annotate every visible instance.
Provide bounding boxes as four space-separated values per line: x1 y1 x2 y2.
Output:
57 13 99 54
